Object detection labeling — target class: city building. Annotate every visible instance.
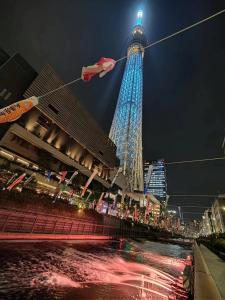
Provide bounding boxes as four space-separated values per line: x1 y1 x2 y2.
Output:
0 47 37 137
211 195 225 234
0 49 126 194
199 195 225 236
144 159 167 205
200 209 214 236
109 10 147 193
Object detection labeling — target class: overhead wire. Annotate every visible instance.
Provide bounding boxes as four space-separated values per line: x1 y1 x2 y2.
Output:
37 8 225 99
165 156 225 165
168 194 219 197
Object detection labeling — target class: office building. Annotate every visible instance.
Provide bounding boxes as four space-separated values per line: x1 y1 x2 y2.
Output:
144 159 167 204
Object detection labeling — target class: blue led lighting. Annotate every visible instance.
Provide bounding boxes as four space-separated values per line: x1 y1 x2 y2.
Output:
136 10 143 26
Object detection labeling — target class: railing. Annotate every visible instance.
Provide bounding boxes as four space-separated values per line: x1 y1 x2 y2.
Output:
0 210 149 239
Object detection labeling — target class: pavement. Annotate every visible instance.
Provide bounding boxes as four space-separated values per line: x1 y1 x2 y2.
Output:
199 244 225 300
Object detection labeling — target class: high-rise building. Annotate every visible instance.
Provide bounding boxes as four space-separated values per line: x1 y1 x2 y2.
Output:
109 10 146 192
144 159 167 204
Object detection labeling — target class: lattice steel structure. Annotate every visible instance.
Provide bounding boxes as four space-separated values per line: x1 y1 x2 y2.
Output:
109 11 146 192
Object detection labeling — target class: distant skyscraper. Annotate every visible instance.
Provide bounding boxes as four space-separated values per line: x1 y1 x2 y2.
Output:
109 10 146 192
144 159 167 204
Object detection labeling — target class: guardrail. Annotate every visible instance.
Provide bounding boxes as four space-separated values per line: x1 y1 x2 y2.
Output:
0 209 148 239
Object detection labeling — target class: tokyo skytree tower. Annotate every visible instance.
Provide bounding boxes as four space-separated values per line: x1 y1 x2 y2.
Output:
109 10 146 192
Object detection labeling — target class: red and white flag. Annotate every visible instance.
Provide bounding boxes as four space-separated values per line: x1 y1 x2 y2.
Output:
59 171 67 184
133 205 139 222
96 192 105 211
7 173 26 191
81 167 99 196
81 57 116 81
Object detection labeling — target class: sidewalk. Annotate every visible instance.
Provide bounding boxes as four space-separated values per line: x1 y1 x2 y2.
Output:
199 244 225 300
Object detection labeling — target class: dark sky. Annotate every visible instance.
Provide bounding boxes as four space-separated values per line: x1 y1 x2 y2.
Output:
1 0 225 220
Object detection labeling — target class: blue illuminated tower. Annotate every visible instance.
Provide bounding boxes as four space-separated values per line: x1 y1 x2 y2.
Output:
109 10 146 192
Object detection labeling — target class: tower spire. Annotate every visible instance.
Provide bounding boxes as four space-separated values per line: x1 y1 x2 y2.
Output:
136 10 143 26
109 10 147 193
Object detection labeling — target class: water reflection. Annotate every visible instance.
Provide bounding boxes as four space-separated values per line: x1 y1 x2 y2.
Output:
0 240 191 299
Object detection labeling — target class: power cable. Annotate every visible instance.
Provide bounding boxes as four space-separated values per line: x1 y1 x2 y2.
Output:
37 8 225 99
165 156 225 165
167 205 211 208
168 194 218 197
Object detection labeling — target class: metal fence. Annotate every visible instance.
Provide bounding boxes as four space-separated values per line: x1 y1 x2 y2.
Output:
0 209 148 238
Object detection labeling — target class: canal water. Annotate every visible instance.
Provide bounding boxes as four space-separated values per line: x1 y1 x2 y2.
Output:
0 240 191 299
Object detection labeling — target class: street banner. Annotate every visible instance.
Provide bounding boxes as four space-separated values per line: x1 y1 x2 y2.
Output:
133 205 138 222
22 173 35 188
66 170 78 186
144 197 151 223
0 96 39 124
6 173 18 186
96 192 105 212
46 170 52 181
124 207 130 219
81 57 116 81
81 168 99 196
110 167 122 187
59 171 67 184
7 173 26 191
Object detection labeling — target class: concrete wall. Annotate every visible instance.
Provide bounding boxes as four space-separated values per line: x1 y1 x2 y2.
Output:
194 242 222 300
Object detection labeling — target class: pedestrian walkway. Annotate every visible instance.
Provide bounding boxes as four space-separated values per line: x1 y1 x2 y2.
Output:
200 244 225 300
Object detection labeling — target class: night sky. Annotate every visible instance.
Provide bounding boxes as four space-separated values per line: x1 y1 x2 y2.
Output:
1 0 225 220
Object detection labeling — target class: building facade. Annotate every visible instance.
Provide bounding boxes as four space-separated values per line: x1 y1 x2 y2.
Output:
199 195 225 236
211 196 225 234
0 50 125 194
144 159 167 204
109 11 146 193
0 48 37 138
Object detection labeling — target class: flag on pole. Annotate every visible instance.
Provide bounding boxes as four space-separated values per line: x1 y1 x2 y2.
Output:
0 96 39 124
66 170 78 186
45 170 52 181
22 173 35 188
81 57 116 82
124 207 130 219
111 167 123 187
6 173 18 186
96 192 105 212
144 197 151 223
59 171 67 184
81 168 99 196
7 173 26 191
133 205 138 222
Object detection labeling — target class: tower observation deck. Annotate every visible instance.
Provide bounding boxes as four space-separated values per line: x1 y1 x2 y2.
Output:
109 10 147 192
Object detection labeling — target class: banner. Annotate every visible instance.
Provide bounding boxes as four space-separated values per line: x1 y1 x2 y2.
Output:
110 167 122 187
81 168 99 196
7 173 26 191
22 173 35 188
45 170 52 181
59 171 67 184
81 57 116 81
0 96 39 124
133 205 138 222
66 170 78 186
6 173 18 186
96 192 105 212
144 198 151 223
